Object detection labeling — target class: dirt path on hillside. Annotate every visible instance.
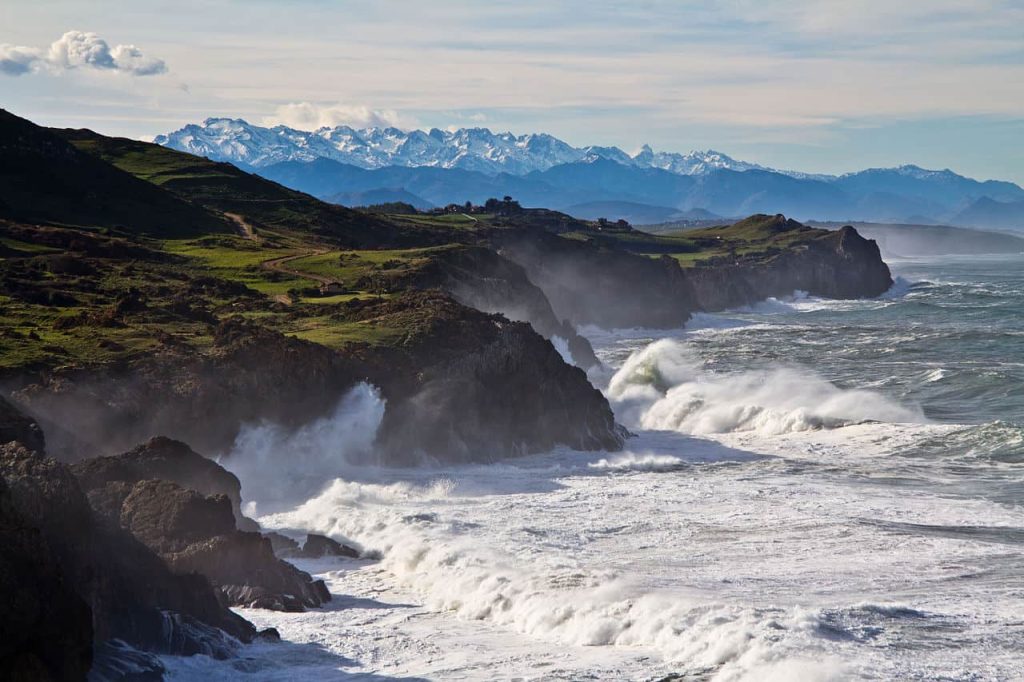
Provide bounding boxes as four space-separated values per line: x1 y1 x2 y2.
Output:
224 212 260 242
260 249 336 285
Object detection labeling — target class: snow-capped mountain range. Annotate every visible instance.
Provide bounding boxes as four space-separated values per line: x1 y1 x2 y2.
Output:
154 118 1024 229
155 118 773 176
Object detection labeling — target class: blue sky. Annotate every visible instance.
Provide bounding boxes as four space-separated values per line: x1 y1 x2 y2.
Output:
3 0 1022 182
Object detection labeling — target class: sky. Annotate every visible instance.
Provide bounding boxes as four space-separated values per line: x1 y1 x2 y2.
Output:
2 0 1022 183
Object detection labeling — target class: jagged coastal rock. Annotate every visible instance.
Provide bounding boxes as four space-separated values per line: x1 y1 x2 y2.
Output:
71 436 257 531
684 221 893 310
492 214 891 328
14 293 624 465
0 440 260 673
72 441 332 612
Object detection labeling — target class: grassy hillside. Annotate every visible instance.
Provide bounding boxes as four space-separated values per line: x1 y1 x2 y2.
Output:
0 109 852 376
0 110 227 237
58 129 433 249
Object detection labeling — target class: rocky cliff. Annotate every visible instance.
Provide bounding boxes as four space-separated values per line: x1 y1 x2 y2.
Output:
342 291 624 462
0 440 263 677
13 292 623 465
399 244 600 368
489 216 891 328
684 224 893 310
491 228 698 329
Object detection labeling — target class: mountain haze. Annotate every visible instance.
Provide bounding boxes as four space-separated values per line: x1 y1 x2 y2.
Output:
156 118 1024 230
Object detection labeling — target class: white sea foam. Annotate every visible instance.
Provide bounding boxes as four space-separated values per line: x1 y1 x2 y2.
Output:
262 476 845 682
606 338 925 435
588 451 689 472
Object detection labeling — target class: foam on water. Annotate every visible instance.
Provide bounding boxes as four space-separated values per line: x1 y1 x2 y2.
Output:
196 254 1024 681
605 338 924 435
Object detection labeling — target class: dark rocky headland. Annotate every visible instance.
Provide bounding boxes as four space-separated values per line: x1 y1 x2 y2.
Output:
0 108 892 679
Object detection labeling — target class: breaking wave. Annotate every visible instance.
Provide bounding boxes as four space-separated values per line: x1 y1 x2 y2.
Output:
263 479 846 681
220 383 386 509
606 339 924 435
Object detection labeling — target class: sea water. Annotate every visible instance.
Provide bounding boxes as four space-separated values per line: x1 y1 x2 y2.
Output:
166 253 1024 681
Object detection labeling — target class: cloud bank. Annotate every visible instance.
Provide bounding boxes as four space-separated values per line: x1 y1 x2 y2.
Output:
263 102 414 131
0 30 166 77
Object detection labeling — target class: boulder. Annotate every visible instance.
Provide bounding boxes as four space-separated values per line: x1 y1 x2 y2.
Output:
71 436 257 531
118 480 236 554
166 532 330 611
264 531 300 557
0 442 258 667
73 462 331 613
299 533 359 558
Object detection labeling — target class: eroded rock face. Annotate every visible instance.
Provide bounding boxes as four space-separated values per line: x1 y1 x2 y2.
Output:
118 480 236 554
491 220 892 329
16 292 625 466
492 228 697 329
685 224 893 311
15 320 360 460
402 245 600 368
0 473 92 681
73 463 330 613
360 292 625 462
72 436 255 531
0 441 258 675
166 532 330 612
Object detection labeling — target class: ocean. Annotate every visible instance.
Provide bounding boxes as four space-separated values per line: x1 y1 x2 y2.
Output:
166 253 1024 681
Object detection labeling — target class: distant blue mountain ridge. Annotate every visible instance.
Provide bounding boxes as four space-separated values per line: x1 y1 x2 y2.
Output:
156 118 1024 229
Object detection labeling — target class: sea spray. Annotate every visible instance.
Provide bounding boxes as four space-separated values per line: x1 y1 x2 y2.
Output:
220 382 385 509
606 339 925 436
262 477 845 681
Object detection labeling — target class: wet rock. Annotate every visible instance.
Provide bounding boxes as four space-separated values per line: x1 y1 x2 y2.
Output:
0 442 258 666
88 640 165 682
167 532 330 611
72 436 256 531
264 531 300 557
299 533 359 558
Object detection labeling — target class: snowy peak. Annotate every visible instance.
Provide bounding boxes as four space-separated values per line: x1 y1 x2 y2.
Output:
154 118 1010 195
155 119 772 176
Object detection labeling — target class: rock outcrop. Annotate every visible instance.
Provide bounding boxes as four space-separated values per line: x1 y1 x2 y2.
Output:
491 218 891 329
71 436 256 530
14 293 624 465
491 228 698 329
0 441 260 675
299 533 359 558
402 244 600 368
358 292 624 462
73 442 331 612
684 223 893 310
14 320 360 460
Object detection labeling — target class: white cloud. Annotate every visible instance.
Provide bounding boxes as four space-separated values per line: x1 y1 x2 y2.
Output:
0 30 166 77
0 45 41 76
263 102 414 130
